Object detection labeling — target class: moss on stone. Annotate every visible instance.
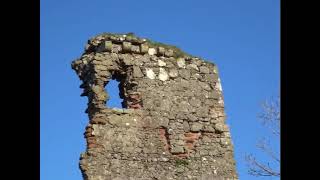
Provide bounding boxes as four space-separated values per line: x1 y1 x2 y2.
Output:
175 159 189 167
94 32 196 58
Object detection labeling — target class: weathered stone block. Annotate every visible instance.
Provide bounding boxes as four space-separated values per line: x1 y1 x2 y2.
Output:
169 68 178 78
158 68 169 81
131 45 140 53
140 44 149 53
157 47 165 56
97 41 112 52
199 66 210 74
148 48 157 55
165 49 174 57
122 42 132 52
133 66 144 78
190 122 203 132
171 145 185 154
177 57 186 68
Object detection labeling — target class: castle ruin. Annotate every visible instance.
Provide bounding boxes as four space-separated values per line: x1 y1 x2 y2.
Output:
71 33 238 180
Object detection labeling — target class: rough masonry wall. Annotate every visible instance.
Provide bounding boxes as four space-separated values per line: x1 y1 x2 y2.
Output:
72 33 238 180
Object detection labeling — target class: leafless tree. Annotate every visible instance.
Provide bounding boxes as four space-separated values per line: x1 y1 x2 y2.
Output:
245 96 280 177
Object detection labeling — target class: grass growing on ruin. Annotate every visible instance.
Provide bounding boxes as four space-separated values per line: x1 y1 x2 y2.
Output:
97 32 195 58
95 32 217 65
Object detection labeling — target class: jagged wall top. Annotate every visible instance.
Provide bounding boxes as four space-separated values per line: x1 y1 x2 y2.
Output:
84 32 209 60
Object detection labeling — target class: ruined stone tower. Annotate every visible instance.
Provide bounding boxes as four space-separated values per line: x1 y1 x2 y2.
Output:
72 33 238 180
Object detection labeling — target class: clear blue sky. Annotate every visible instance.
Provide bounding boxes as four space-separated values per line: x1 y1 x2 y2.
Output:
40 0 280 179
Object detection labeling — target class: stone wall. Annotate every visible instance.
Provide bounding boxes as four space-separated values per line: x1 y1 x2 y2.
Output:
72 33 238 180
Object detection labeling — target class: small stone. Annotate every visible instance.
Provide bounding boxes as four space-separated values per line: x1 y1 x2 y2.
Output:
145 68 156 79
191 122 203 132
200 150 208 155
158 68 169 81
131 45 140 53
176 113 187 120
204 73 217 82
176 140 185 146
122 56 133 66
202 136 211 143
107 114 122 125
148 48 157 55
189 98 201 107
159 117 169 127
133 66 144 78
192 58 203 66
183 121 190 132
208 91 220 99
97 41 112 52
177 101 189 112
187 64 199 71
169 69 178 78
186 114 198 122
158 47 165 55
196 107 209 118
203 126 215 133
179 69 191 80
122 42 132 52
215 123 229 132
140 44 149 53
176 167 184 173
199 82 211 91
220 138 230 145
91 124 100 135
110 44 121 53
158 60 166 67
192 73 202 80
159 99 171 111
161 157 169 162
177 58 186 68
204 99 215 106
171 145 185 153
199 66 210 74
165 49 174 57
111 108 124 114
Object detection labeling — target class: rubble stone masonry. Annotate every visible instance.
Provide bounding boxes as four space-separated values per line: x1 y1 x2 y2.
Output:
72 33 238 180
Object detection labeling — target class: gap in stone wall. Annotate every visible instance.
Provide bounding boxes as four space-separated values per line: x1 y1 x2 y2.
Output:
105 79 123 108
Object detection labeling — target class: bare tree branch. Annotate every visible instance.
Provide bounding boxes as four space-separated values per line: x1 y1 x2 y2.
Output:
245 154 280 177
257 139 280 163
245 96 280 177
258 96 280 136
